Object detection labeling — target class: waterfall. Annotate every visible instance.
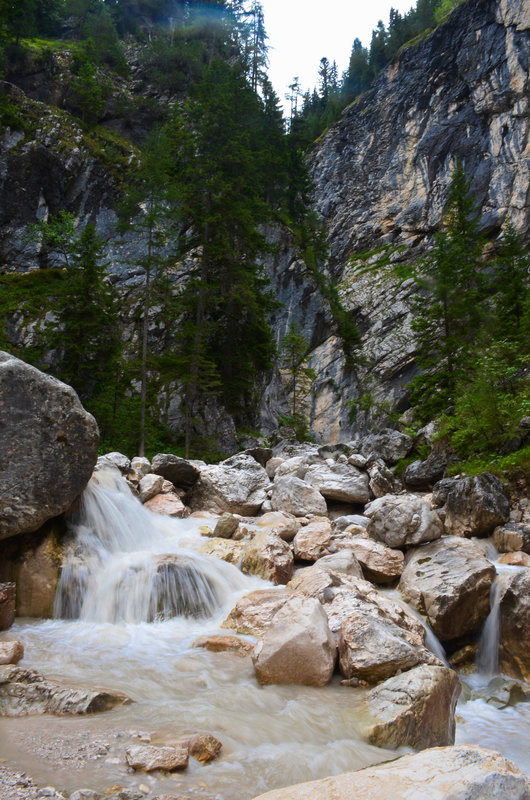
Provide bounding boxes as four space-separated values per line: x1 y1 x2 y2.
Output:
53 468 250 624
476 577 503 677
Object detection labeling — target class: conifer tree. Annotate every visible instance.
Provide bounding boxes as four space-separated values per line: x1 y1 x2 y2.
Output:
279 321 316 419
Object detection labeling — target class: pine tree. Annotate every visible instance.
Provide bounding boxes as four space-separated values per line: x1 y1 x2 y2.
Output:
493 219 530 343
279 321 316 419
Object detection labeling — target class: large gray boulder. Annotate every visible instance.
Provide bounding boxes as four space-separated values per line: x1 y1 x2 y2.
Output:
270 476 327 517
399 537 496 642
188 454 271 515
241 529 294 585
151 453 200 488
498 570 530 683
432 473 510 538
0 352 99 540
250 745 530 800
364 493 444 548
350 429 414 464
303 462 371 504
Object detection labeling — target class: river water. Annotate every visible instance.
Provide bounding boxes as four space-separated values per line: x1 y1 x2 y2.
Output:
1 471 529 798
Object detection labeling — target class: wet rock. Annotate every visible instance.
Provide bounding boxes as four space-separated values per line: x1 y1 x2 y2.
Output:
249 745 530 800
143 493 189 518
432 473 510 538
293 519 332 561
69 791 102 800
270 476 327 517
241 530 294 584
399 537 496 641
0 583 15 630
138 474 165 503
185 733 222 763
252 595 336 686
469 676 530 709
364 494 443 548
367 459 403 498
188 455 270 515
493 523 530 554
338 612 441 683
342 536 404 584
499 552 530 567
255 511 301 542
192 635 253 657
198 538 245 565
498 570 530 683
222 589 292 636
360 665 461 750
213 513 240 539
350 430 414 465
0 665 130 716
0 352 99 540
303 462 371 504
125 743 188 772
0 641 24 665
151 454 200 488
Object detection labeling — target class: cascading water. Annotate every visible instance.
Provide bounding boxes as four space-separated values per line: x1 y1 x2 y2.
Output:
476 575 504 677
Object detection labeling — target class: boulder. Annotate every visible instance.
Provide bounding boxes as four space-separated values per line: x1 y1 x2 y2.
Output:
241 530 294 584
222 589 292 636
186 732 222 763
303 463 371 504
0 665 130 716
188 455 270 515
242 447 273 467
192 635 253 657
493 523 530 554
143 493 189 518
338 612 441 683
249 745 530 800
0 583 15 630
432 473 510 538
252 595 336 686
332 514 369 532
213 513 240 539
364 494 444 548
360 665 461 750
399 537 496 641
367 459 403 498
315 550 363 579
0 641 24 665
130 456 151 479
498 570 530 682
293 519 332 561
270 476 327 517
255 511 301 542
138 474 165 503
99 452 131 474
288 567 424 639
125 743 188 772
499 552 530 567
198 538 246 565
151 453 200 488
350 429 413 464
344 536 404 584
403 447 449 489
0 352 99 540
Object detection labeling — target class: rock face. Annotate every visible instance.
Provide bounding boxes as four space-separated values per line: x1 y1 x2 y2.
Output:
399 537 496 641
360 665 461 750
432 474 510 537
364 494 443 548
252 595 336 686
250 745 530 800
0 352 99 540
498 570 530 682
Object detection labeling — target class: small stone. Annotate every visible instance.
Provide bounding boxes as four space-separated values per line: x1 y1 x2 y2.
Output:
0 640 24 665
125 744 188 772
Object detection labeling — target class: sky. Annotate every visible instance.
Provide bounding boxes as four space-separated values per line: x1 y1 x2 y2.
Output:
260 0 415 113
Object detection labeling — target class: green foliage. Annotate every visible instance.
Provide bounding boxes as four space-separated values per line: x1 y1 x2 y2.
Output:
277 413 313 443
0 94 29 130
70 54 112 125
279 322 316 418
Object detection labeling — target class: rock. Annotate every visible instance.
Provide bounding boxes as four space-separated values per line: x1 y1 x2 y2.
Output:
252 595 336 686
270 476 327 517
138 474 165 503
499 552 530 567
469 676 530 709
367 459 403 498
432 473 510 537
249 745 530 800
399 537 496 641
303 463 371 504
498 570 530 682
99 452 131 474
255 510 301 542
315 550 363 578
364 494 444 548
493 523 530 554
143 494 189 518
0 583 15 630
0 352 99 540
197 538 245 565
151 454 200 488
288 567 424 638
332 514 369 532
125 743 188 772
0 641 24 665
347 453 368 469
213 513 240 539
130 456 151 479
344 536 405 584
241 530 294 584
0 665 130 716
187 732 222 763
188 455 270 515
265 457 284 479
360 665 461 750
293 519 332 561
69 791 102 800
350 429 413 464
222 589 292 636
338 612 441 683
403 447 449 489
242 447 273 467
192 635 253 657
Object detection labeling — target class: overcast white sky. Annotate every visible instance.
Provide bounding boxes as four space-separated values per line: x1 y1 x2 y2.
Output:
260 0 415 112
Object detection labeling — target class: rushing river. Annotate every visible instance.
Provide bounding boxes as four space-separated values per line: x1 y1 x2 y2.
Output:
1 471 529 799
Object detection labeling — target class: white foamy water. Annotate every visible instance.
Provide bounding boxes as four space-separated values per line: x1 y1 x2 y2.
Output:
1 474 529 797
